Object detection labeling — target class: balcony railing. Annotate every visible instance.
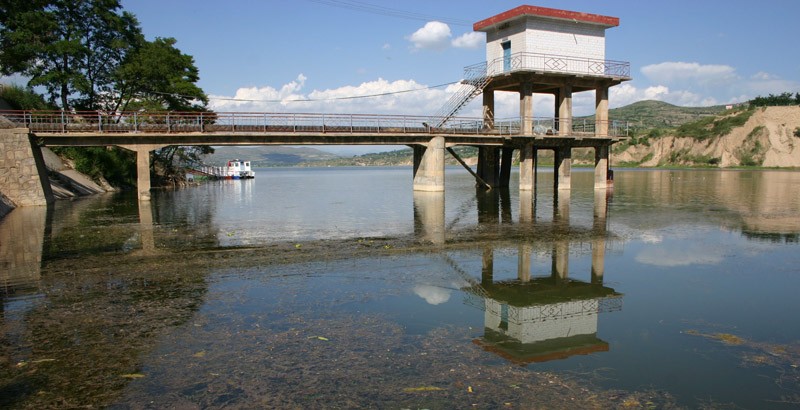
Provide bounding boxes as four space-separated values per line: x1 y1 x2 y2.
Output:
466 52 631 80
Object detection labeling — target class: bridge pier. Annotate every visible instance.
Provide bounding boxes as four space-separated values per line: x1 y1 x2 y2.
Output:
412 136 445 192
554 146 572 191
120 144 164 201
519 142 535 191
594 144 610 190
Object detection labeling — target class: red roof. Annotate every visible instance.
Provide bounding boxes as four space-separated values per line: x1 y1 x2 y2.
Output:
474 5 619 32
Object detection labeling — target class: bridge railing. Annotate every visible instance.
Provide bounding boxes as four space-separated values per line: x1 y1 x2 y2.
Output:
0 110 629 137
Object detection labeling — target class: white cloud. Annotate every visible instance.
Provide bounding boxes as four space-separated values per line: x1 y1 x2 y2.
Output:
208 75 453 115
641 62 739 87
452 32 484 49
407 21 451 51
382 43 391 50
413 285 451 305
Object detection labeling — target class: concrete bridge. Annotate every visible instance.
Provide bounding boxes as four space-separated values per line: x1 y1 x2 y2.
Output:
0 109 627 204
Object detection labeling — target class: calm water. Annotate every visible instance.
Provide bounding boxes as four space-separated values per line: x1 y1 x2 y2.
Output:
2 167 800 408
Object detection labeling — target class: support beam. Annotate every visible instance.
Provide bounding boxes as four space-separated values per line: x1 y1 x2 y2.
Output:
483 86 495 130
446 147 490 190
499 147 513 188
519 82 533 135
519 142 534 191
412 136 445 192
594 144 609 189
477 146 500 188
557 84 573 135
595 84 609 137
554 146 572 191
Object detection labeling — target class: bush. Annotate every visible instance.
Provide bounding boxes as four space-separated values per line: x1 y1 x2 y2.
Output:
675 109 755 140
0 84 51 110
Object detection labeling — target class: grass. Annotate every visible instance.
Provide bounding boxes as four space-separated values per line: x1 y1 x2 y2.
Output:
675 108 755 140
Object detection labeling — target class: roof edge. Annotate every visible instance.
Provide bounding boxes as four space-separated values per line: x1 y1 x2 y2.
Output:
474 5 619 32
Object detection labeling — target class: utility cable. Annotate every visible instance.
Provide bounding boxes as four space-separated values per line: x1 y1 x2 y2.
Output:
303 0 473 26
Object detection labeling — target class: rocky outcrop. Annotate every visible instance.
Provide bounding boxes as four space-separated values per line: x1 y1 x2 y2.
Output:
616 107 800 167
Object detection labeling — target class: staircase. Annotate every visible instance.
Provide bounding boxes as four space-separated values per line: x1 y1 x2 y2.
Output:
432 62 493 128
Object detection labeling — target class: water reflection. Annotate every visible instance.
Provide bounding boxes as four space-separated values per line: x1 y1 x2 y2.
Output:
0 207 48 299
463 189 621 364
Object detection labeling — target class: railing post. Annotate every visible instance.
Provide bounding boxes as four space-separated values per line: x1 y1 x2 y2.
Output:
293 113 296 132
322 114 325 133
134 112 138 132
98 111 102 132
61 110 66 133
231 113 235 132
350 114 353 133
167 112 171 133
200 112 204 133
263 113 267 132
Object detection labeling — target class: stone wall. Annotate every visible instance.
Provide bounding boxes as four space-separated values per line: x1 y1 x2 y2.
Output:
0 128 53 207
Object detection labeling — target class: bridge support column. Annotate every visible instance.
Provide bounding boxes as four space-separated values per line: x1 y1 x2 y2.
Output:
520 82 533 135
554 146 572 191
594 144 609 190
483 86 495 130
412 136 445 192
0 128 54 207
595 84 609 137
557 84 573 134
499 147 513 188
477 147 500 188
519 142 534 191
552 189 570 281
120 144 164 201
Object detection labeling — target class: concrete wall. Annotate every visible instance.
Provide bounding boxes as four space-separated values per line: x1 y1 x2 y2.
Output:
0 128 53 207
485 17 607 66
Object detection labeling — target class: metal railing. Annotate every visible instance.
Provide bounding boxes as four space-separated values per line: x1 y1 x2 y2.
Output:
0 110 629 138
467 52 631 79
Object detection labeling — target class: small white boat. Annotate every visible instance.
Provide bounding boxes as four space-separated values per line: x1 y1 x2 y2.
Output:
226 159 255 179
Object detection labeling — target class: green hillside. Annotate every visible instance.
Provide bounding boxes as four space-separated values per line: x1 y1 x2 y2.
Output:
608 100 729 129
204 146 340 167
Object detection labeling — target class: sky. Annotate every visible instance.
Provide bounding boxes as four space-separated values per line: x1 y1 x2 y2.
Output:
8 1 800 154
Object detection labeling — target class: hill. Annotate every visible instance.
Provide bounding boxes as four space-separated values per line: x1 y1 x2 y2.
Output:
204 146 340 167
615 106 800 167
608 100 729 129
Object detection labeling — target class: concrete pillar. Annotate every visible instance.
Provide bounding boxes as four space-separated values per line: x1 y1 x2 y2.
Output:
135 148 152 201
476 187 500 225
412 145 425 177
595 84 609 137
477 146 500 188
554 146 572 191
0 128 54 206
519 82 533 135
483 86 495 130
499 147 513 188
594 144 609 189
519 188 534 223
413 191 445 245
557 84 573 135
412 136 445 192
519 142 534 191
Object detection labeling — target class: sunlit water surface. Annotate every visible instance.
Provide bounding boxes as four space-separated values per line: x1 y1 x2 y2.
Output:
2 167 800 408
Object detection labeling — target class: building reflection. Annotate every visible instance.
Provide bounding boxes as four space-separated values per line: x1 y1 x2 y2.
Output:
460 187 621 364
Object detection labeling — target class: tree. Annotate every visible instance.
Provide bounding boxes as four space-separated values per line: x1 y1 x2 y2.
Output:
112 37 208 113
0 0 143 110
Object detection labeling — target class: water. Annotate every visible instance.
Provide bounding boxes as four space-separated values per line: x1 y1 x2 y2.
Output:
2 167 800 408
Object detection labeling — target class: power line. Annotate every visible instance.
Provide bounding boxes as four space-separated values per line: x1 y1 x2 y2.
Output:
152 80 459 103
303 0 473 26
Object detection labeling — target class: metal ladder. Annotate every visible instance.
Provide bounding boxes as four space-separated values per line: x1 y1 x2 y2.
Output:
432 62 493 128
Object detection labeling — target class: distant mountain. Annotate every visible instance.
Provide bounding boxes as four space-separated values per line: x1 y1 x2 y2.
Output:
204 146 340 167
608 100 730 129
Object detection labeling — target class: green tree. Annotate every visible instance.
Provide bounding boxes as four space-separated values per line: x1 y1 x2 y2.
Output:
113 37 208 113
0 0 142 110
